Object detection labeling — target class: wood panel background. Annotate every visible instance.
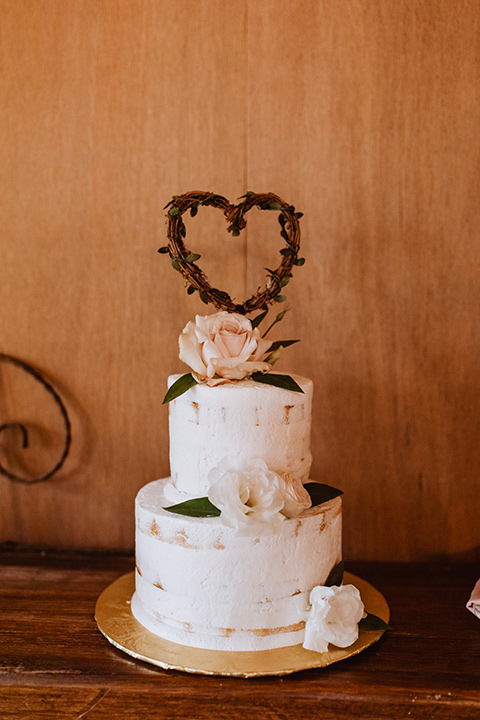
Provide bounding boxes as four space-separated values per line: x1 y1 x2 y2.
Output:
1 0 479 561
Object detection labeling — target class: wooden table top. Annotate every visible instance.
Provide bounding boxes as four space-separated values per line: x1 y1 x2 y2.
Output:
1 548 479 719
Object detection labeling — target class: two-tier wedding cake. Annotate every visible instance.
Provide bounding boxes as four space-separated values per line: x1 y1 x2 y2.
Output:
129 191 381 657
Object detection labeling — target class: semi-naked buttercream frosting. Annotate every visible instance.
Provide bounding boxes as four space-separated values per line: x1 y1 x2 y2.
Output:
131 477 342 651
168 373 313 496
132 371 344 652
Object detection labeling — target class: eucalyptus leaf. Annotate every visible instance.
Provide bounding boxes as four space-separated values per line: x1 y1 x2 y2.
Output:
304 482 344 507
269 201 283 210
158 246 170 254
190 205 198 217
164 497 221 518
171 257 180 271
186 253 201 263
250 372 304 393
295 257 306 266
358 612 391 632
274 295 287 303
168 206 179 216
325 560 345 587
162 373 198 404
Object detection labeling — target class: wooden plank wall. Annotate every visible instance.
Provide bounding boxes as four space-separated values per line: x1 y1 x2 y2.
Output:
1 0 479 561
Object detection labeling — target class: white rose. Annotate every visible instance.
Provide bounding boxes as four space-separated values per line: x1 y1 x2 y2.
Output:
303 584 365 654
178 311 271 382
281 472 312 518
207 457 286 535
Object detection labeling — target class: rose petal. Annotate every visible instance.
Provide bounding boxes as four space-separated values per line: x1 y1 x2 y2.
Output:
221 332 249 357
178 321 208 376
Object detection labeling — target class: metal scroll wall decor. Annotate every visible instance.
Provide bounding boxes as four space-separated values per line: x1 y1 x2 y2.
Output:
0 354 72 484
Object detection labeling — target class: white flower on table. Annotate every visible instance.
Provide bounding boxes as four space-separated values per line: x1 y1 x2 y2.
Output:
207 457 286 535
178 311 271 383
303 584 365 654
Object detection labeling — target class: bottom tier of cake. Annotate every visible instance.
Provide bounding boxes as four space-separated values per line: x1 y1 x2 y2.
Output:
132 478 342 651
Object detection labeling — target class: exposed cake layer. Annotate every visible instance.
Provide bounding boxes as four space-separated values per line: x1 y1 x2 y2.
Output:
168 374 313 495
132 478 342 651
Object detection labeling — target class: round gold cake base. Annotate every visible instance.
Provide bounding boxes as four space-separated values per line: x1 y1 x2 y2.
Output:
95 571 389 677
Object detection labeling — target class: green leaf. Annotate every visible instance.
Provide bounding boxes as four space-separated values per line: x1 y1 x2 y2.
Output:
190 205 198 217
358 612 391 632
185 253 201 263
162 373 198 404
231 228 240 237
266 339 299 353
163 195 178 210
295 257 306 266
280 247 294 256
168 205 179 216
187 285 196 295
164 497 221 518
158 246 170 254
304 482 344 506
251 308 269 329
171 257 181 271
269 201 283 210
274 295 287 303
325 560 344 587
250 372 304 393
266 266 280 279
199 290 209 304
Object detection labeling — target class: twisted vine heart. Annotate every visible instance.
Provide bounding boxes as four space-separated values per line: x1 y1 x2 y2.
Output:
160 191 304 314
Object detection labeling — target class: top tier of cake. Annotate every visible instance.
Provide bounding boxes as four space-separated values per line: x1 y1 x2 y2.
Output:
168 374 313 496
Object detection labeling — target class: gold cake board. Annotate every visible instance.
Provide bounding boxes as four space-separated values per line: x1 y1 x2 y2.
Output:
95 571 390 677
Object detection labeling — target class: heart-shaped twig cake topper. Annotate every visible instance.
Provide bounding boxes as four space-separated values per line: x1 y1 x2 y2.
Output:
160 191 304 314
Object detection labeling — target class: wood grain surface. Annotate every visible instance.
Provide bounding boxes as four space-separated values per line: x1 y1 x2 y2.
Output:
0 0 479 560
0 549 479 719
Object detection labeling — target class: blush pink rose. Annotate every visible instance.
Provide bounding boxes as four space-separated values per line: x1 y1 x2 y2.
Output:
178 311 271 381
281 473 312 518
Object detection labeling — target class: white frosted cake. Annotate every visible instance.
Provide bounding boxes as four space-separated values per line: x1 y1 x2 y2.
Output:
131 364 345 652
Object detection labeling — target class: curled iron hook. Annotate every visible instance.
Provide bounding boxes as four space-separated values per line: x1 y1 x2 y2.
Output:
0 354 72 484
